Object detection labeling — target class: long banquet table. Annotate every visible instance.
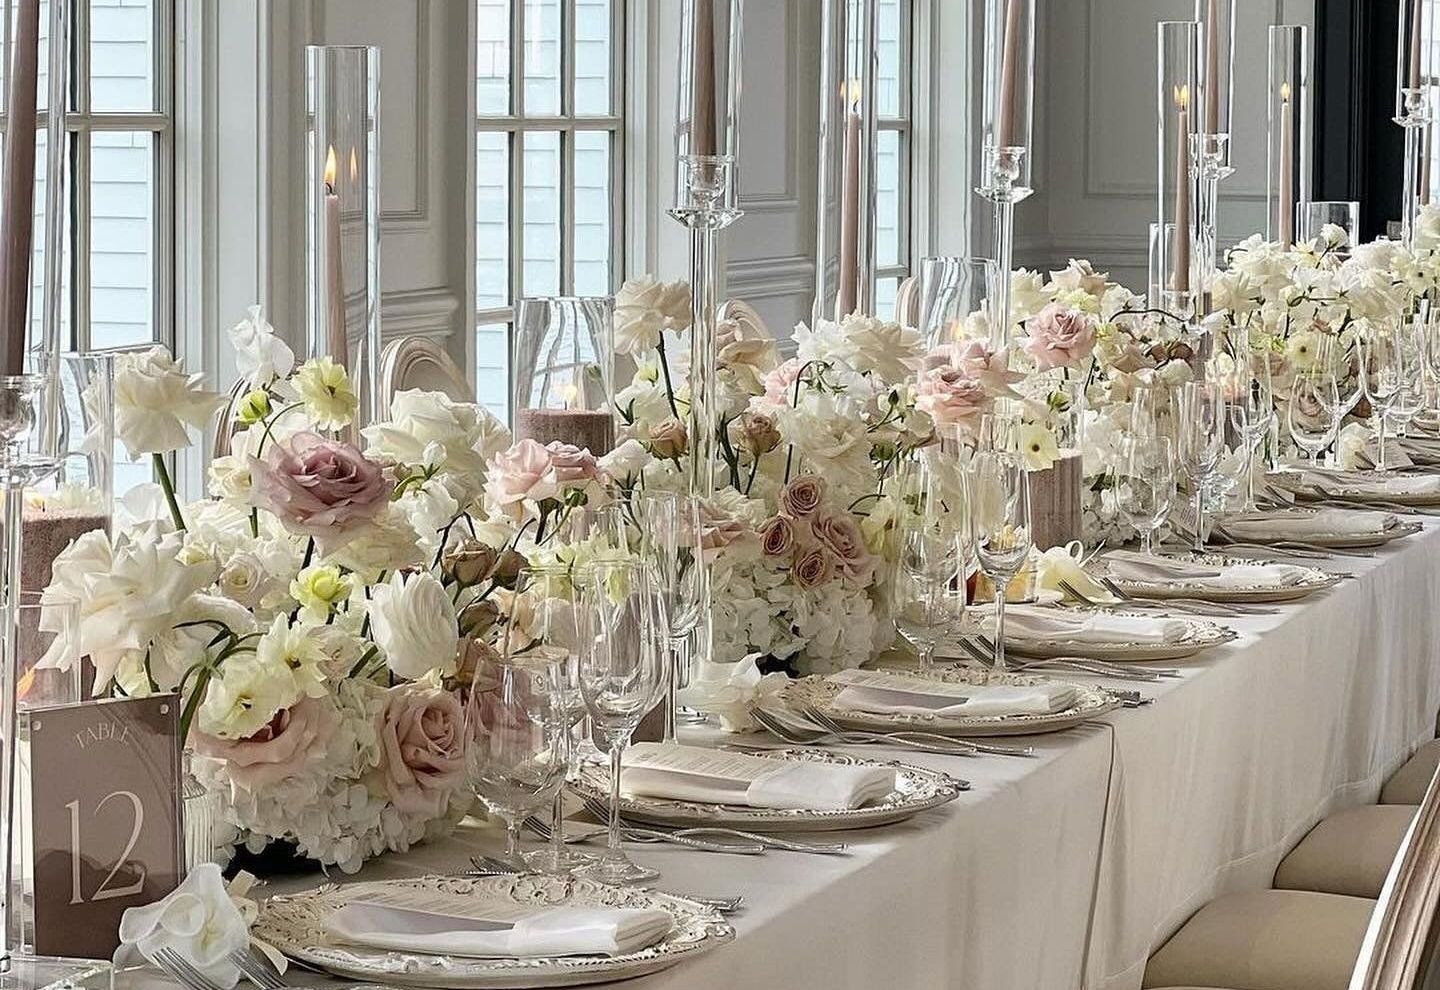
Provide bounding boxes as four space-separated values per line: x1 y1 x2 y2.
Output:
268 520 1440 990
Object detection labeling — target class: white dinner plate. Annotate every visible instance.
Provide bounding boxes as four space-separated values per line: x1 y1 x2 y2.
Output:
1095 553 1342 604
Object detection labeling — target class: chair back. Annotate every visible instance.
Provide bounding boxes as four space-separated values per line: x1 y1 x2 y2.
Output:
378 337 472 418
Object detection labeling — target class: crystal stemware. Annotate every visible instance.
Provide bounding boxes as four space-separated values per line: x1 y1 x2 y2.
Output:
895 439 969 672
465 651 568 869
1362 322 1405 470
1119 436 1176 555
639 490 706 740
968 448 1031 673
1288 371 1339 467
573 559 667 885
1177 381 1225 552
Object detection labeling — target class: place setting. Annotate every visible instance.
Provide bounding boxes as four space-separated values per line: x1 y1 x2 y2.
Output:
1209 507 1421 552
1090 548 1342 605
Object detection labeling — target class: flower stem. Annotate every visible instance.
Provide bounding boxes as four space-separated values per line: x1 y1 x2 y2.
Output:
153 453 186 531
656 336 682 420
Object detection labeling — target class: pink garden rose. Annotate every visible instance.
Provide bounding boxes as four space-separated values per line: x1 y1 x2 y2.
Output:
811 509 877 585
483 439 606 518
759 515 798 558
759 357 807 408
545 441 604 486
192 697 338 790
377 684 468 818
250 432 391 539
780 475 826 518
793 545 837 590
915 366 993 429
1023 303 1098 370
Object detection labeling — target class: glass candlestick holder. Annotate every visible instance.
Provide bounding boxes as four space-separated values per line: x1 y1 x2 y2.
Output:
1397 0 1433 247
1158 22 1202 303
1267 26 1311 249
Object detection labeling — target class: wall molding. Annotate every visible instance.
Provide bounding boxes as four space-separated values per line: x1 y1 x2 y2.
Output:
727 254 815 301
737 0 804 214
381 286 461 340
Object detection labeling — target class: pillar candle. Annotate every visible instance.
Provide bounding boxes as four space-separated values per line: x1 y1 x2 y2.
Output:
995 0 1022 149
1279 85 1294 248
0 0 40 376
1412 0 1425 91
1204 0 1221 134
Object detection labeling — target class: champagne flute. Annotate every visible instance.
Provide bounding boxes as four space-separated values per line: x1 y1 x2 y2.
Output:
465 651 568 869
1288 371 1339 467
1118 436 1176 555
1387 317 1427 445
638 490 706 740
968 449 1031 672
895 441 969 672
1177 381 1225 552
1362 322 1404 470
573 559 667 885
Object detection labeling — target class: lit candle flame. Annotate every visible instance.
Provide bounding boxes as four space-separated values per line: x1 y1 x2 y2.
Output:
1280 81 1292 104
324 145 338 193
558 383 579 410
844 78 862 110
1174 84 1190 111
349 147 359 184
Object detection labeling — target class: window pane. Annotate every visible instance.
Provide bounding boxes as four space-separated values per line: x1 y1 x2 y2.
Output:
522 130 560 295
876 129 901 269
574 0 611 116
876 0 902 119
91 131 155 348
477 131 509 309
91 0 156 112
523 0 560 115
477 0 510 114
573 130 610 296
475 320 509 422
27 130 71 352
876 277 899 321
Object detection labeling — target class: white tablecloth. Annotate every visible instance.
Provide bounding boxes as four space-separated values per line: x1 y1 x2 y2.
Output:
263 522 1440 990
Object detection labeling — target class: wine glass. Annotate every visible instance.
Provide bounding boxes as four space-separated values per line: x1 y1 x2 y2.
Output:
1118 436 1176 555
1386 317 1427 447
895 441 969 672
1176 381 1225 552
1130 382 1176 441
1362 321 1405 470
1315 335 1359 466
968 449 1031 672
573 559 667 885
638 490 706 740
1287 371 1339 467
1233 353 1273 509
465 651 568 869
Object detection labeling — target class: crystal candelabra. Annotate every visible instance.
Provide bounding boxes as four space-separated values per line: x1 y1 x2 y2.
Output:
1397 0 1433 248
977 147 1031 349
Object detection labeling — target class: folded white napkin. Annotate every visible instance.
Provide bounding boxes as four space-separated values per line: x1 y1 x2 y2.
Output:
986 604 1190 644
827 668 1078 718
1221 508 1392 540
1290 468 1440 496
325 889 673 959
620 742 896 811
1104 550 1311 588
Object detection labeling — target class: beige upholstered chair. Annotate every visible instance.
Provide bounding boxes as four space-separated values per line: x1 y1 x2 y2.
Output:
1380 740 1440 805
893 274 920 328
377 336 472 419
1274 805 1418 900
211 376 252 461
718 298 771 341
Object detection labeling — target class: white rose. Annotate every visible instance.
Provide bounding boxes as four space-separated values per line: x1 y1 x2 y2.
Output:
216 552 269 607
613 276 691 355
598 438 650 480
229 304 295 386
207 454 253 503
368 571 458 679
113 346 226 457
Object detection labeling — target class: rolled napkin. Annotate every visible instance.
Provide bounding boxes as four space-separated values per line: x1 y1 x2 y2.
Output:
1104 550 1312 588
1220 508 1392 540
1285 468 1440 496
986 604 1190 645
827 668 1078 718
620 742 896 811
325 886 672 959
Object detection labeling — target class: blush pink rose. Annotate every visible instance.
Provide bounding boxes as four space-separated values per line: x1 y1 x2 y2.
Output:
250 432 391 539
700 501 749 557
484 439 555 514
545 441 604 486
915 367 994 429
811 509 877 585
780 475 826 518
378 685 468 818
191 697 338 790
759 357 807 408
1023 304 1098 370
793 545 836 590
759 515 797 558
954 341 1025 391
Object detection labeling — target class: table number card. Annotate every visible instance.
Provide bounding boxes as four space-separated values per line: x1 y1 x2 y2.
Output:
21 695 183 959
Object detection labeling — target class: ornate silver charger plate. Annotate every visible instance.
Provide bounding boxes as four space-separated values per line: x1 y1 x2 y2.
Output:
1095 553 1342 604
781 668 1120 738
1001 614 1238 661
253 874 733 989
570 748 965 831
1215 512 1419 550
1275 471 1440 507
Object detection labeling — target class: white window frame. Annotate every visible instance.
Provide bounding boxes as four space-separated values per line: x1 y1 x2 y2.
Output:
877 0 913 293
0 0 176 354
475 0 627 417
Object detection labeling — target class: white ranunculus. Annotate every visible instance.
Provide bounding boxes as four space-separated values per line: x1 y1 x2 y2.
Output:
113 346 226 457
229 305 295 386
613 276 691 355
362 389 511 502
677 653 787 732
119 863 251 990
368 571 458 679
326 502 426 580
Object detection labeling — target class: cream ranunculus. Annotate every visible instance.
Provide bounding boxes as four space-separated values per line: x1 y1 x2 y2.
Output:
113 346 226 457
289 563 353 622
368 571 459 679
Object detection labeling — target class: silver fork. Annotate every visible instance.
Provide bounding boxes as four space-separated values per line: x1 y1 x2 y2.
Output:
470 854 748 913
228 946 285 990
153 949 227 990
1060 576 1248 619
525 811 847 856
959 632 1177 681
795 703 1034 757
749 706 979 758
1098 576 1276 616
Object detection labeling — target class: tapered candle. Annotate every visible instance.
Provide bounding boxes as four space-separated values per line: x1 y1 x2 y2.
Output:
836 83 861 319
1204 0 1221 134
0 0 40 376
324 145 347 366
1173 86 1192 293
1279 83 1294 248
1425 126 1434 206
690 0 717 157
1412 0 1425 91
995 0 1022 148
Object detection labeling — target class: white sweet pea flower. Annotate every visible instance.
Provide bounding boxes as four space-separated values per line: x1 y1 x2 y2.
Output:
229 305 295 386
113 346 226 457
362 389 511 502
677 653 788 732
368 571 459 679
119 864 251 990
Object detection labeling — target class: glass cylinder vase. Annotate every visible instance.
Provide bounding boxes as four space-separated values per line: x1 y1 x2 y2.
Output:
915 257 999 356
1266 26 1310 249
1194 0 1235 161
511 296 616 456
814 0 877 322
1157 21 1201 311
305 45 381 431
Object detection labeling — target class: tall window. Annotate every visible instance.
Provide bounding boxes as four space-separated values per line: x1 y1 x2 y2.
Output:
476 0 624 421
4 1 174 493
874 0 911 317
